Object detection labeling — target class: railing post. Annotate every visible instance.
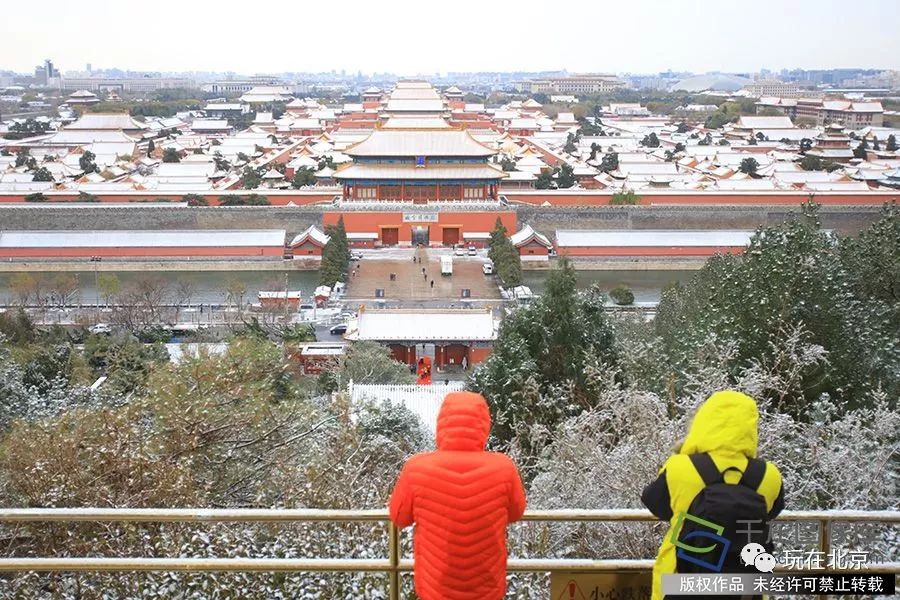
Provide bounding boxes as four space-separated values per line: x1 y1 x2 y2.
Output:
388 521 400 600
818 518 831 600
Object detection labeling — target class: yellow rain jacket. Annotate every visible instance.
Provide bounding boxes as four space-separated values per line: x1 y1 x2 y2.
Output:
641 391 785 600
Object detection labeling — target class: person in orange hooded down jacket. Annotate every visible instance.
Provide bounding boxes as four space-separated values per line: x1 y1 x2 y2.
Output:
389 391 527 600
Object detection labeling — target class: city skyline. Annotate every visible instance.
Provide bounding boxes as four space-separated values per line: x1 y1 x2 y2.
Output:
1 0 898 76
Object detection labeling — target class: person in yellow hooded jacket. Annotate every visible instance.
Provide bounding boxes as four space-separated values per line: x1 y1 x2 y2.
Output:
641 391 785 600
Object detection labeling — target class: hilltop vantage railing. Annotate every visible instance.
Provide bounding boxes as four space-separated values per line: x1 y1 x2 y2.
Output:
0 508 897 600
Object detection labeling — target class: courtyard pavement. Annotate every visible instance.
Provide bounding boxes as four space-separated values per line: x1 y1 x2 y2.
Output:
344 247 501 302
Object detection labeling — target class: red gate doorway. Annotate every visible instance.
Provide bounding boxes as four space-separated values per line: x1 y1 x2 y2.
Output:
380 227 399 246
442 227 460 246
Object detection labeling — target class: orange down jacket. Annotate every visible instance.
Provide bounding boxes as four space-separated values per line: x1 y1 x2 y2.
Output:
388 391 527 600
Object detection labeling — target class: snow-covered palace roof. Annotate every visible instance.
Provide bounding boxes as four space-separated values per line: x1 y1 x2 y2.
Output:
555 230 755 248
0 229 286 248
345 309 498 342
290 225 330 248
510 224 552 248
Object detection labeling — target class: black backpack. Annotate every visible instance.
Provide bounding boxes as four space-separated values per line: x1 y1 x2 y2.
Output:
676 453 771 573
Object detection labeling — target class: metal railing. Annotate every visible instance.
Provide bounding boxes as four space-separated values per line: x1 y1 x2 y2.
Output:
0 508 897 600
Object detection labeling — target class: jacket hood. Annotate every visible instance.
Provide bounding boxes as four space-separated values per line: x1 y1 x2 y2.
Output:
436 391 491 452
680 390 759 458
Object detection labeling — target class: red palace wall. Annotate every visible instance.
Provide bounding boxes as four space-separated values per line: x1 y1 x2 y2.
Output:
260 297 301 309
469 347 492 364
324 211 517 246
290 240 324 256
517 241 550 256
390 344 492 368
557 246 746 257
0 246 283 259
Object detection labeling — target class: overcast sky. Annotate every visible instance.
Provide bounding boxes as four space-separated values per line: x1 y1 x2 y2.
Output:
2 0 898 75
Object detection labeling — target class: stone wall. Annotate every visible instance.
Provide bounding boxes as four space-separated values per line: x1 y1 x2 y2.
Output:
516 204 886 236
0 203 887 239
0 206 324 238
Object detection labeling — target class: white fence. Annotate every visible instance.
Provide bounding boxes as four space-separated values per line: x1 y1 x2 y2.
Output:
349 381 465 434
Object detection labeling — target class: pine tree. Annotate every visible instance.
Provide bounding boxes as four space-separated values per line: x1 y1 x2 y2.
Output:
535 169 556 189
655 204 900 413
487 218 508 264
599 152 619 173
162 148 181 163
641 132 660 148
319 217 350 288
739 157 759 176
78 151 97 173
31 167 53 182
468 258 618 451
556 164 577 189
488 218 522 287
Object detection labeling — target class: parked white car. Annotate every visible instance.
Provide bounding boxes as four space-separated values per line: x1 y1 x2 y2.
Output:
89 323 112 334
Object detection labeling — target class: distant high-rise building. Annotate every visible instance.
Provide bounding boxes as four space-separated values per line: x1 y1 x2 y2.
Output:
35 59 57 86
86 63 92 74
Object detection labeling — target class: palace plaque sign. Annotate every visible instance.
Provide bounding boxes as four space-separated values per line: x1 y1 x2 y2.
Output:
402 212 439 223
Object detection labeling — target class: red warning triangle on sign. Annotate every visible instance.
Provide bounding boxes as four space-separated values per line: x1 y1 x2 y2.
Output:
557 580 588 600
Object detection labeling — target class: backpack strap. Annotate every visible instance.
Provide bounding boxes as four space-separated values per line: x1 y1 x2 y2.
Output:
739 458 767 491
689 453 722 486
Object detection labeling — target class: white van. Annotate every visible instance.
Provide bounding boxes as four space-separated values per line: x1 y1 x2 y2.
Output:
441 255 453 275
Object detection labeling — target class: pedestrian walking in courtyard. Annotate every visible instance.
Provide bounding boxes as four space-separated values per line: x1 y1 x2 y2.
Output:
641 390 784 600
389 391 526 600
